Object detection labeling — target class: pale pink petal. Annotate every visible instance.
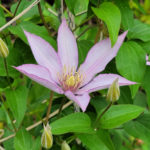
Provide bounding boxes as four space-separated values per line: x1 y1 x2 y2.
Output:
147 61 150 65
79 31 127 85
146 55 149 61
57 19 78 72
77 74 136 94
146 55 150 65
14 64 63 94
65 91 90 112
24 31 61 82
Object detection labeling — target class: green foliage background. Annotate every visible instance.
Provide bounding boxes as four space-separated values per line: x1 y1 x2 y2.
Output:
0 0 150 149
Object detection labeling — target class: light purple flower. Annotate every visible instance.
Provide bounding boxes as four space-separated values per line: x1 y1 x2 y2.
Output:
14 19 136 112
146 55 150 65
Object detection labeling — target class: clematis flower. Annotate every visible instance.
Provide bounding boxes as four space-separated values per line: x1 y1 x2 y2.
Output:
14 19 136 112
146 55 150 65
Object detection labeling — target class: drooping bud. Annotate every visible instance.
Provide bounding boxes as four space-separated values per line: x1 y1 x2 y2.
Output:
41 123 53 149
106 78 120 102
0 38 9 58
61 141 71 150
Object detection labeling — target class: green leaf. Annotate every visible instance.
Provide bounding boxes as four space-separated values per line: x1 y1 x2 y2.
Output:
77 40 93 65
0 39 35 78
8 21 57 49
43 9 60 31
116 41 146 97
128 19 150 42
111 131 122 150
65 0 75 14
118 86 132 104
3 129 14 150
76 26 98 42
65 0 89 16
32 137 41 150
144 0 150 11
142 67 150 108
99 104 144 129
78 133 109 150
51 112 93 135
90 95 107 115
133 91 147 108
0 76 13 89
124 113 150 144
92 2 121 46
10 0 42 20
14 128 32 150
0 107 6 121
133 0 146 14
114 0 134 30
97 130 115 150
0 2 6 27
74 0 89 16
5 86 28 126
139 41 150 54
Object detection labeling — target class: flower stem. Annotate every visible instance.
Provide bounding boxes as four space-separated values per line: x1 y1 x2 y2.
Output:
38 3 51 36
94 102 112 129
0 94 17 132
3 58 12 90
45 91 54 124
13 0 22 17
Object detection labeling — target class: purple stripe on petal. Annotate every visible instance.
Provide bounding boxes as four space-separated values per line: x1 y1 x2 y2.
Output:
77 73 136 94
65 91 90 112
57 19 78 72
24 31 62 83
79 31 128 86
14 64 63 94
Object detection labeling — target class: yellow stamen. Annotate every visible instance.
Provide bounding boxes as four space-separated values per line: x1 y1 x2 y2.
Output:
66 75 75 87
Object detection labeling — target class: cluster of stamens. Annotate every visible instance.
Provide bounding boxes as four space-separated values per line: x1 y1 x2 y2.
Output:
57 65 84 92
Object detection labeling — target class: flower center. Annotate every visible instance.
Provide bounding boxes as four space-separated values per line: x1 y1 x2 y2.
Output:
57 65 84 92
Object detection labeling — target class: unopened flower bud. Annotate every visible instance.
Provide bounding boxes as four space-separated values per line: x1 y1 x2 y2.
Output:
0 122 3 129
107 78 120 102
61 141 71 150
0 38 9 58
41 124 53 149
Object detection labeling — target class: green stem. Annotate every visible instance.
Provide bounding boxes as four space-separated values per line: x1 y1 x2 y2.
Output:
45 91 54 124
38 3 51 36
3 58 12 90
94 22 101 44
60 0 63 19
57 98 66 119
98 0 100 7
73 14 94 32
66 135 76 144
76 26 92 40
13 0 22 17
94 102 112 129
0 4 13 17
0 94 17 132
